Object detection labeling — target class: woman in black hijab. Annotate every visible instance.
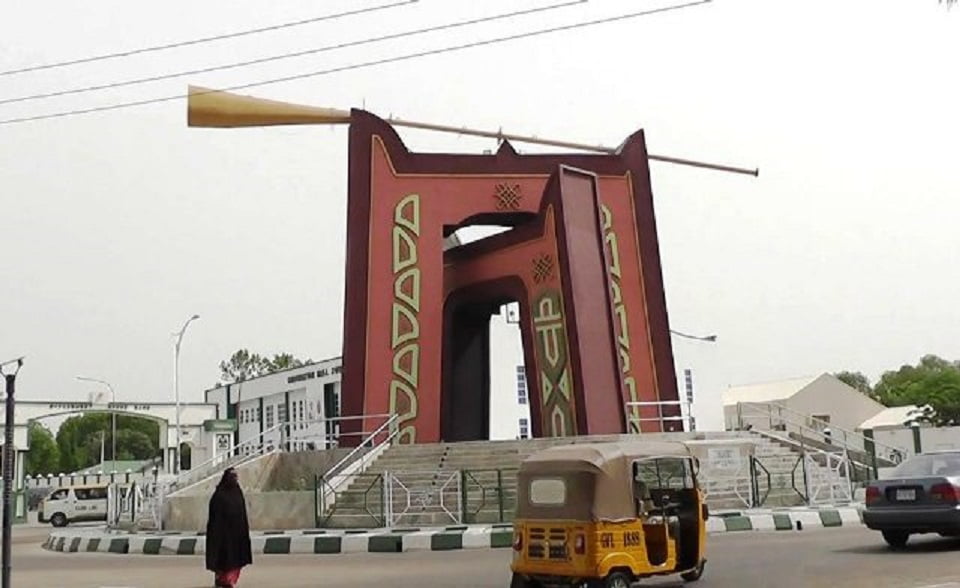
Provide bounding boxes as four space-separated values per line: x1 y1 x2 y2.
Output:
205 468 252 587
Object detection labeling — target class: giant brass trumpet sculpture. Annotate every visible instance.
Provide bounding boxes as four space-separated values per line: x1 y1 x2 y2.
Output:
187 85 758 176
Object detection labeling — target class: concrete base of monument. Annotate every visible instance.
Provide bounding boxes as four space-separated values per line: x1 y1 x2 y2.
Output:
43 505 863 556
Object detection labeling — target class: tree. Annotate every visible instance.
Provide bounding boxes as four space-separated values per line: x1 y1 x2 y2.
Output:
56 413 161 472
834 371 873 397
219 349 311 384
219 349 269 384
266 353 308 372
26 423 60 477
114 430 156 461
873 355 960 426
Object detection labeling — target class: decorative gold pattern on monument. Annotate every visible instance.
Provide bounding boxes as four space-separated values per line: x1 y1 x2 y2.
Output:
390 193 421 444
494 183 523 210
531 254 555 285
533 290 576 436
601 204 640 433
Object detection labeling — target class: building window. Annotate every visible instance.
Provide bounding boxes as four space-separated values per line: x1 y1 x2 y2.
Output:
265 406 274 428
278 403 287 424
516 366 528 405
519 418 529 439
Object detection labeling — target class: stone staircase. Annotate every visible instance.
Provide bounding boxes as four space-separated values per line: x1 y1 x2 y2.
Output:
319 430 817 528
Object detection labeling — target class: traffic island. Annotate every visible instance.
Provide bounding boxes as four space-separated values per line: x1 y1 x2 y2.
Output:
43 506 864 556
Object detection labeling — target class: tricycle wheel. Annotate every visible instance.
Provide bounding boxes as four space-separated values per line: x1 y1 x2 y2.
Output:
681 560 706 582
510 572 538 588
603 571 633 588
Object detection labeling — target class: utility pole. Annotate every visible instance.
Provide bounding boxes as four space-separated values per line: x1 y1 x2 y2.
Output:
0 357 24 588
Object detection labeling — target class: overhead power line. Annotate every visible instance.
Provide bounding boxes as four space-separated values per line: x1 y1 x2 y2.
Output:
0 0 586 106
0 0 416 77
0 0 712 127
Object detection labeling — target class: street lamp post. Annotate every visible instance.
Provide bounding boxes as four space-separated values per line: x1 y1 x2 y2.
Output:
0 357 24 588
174 315 200 474
76 376 115 468
669 329 717 343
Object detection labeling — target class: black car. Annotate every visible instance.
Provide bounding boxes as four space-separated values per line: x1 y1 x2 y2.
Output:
863 450 960 548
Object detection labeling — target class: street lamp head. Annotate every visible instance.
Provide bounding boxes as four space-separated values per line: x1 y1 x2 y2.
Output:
191 314 200 320
704 335 718 342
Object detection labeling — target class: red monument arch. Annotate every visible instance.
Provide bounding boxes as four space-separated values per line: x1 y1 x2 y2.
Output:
340 112 678 444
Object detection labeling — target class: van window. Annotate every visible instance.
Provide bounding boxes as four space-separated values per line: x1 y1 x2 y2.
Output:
529 478 566 506
48 489 68 501
75 487 107 500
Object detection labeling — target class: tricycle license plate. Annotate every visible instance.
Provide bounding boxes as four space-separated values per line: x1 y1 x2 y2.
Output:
896 489 916 501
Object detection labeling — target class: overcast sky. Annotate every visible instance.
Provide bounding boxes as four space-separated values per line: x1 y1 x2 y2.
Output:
1 0 957 431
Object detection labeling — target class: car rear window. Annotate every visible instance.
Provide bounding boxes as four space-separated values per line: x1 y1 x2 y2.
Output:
529 478 566 506
892 454 960 477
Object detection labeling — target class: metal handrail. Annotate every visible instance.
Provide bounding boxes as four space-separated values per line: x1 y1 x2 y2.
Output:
625 400 692 432
735 401 906 464
171 420 287 490
173 413 396 492
314 414 399 526
324 414 399 481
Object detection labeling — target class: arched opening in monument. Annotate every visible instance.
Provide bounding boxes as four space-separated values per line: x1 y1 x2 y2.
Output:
441 222 532 443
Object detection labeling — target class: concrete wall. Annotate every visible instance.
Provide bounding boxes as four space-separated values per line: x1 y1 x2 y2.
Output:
164 490 315 531
163 448 351 530
171 452 280 498
266 449 353 491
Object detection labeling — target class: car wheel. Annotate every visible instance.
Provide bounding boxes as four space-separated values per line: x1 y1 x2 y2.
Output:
681 560 706 582
882 530 909 549
50 513 67 528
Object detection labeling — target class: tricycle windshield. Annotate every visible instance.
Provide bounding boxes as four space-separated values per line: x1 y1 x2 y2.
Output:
634 457 696 491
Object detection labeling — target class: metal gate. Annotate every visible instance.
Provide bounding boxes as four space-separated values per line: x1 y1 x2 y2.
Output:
804 451 853 504
383 471 461 527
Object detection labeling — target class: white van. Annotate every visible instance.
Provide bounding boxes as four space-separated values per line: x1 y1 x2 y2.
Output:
39 484 109 527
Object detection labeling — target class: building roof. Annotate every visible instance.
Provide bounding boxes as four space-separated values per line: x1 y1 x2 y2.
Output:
859 405 926 430
205 355 342 393
722 375 821 406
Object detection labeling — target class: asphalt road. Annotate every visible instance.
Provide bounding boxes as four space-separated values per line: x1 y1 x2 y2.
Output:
12 527 960 587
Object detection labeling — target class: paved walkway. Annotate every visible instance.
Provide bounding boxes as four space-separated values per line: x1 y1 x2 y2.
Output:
44 506 863 555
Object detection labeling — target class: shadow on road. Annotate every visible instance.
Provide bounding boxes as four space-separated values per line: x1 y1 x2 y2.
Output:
838 534 960 555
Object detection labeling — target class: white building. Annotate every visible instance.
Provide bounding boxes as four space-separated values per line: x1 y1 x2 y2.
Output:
722 373 886 434
205 357 343 453
488 302 532 440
